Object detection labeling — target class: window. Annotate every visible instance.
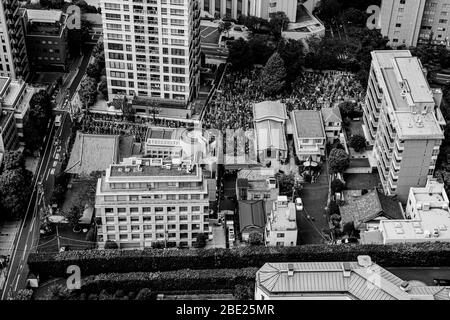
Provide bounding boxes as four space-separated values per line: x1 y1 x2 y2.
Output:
119 234 128 240
119 225 127 231
106 226 115 231
179 206 188 212
105 217 114 224
118 217 127 223
144 234 152 239
155 207 164 212
131 225 140 231
143 216 152 222
143 207 151 213
131 217 139 223
144 225 152 230
130 207 139 214
155 215 164 221
105 208 114 214
439 19 448 23
277 233 285 238
395 23 402 27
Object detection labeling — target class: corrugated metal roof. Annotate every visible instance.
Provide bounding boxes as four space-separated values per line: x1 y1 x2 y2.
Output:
257 261 450 300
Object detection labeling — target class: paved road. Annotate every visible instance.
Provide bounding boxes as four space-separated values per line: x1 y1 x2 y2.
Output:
0 45 91 299
297 163 330 245
387 267 450 286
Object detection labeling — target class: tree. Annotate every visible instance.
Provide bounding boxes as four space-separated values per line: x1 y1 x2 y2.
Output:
329 200 340 216
98 78 108 100
14 289 33 300
233 284 253 300
349 134 367 152
85 228 96 242
331 179 345 194
248 232 263 246
338 101 357 118
79 77 98 108
136 288 153 300
269 11 290 40
330 213 342 228
92 41 104 60
30 90 52 119
64 205 83 229
2 150 25 171
314 0 342 24
343 221 357 236
218 21 232 37
228 38 253 71
194 233 207 248
277 39 305 89
104 240 118 249
46 284 70 300
329 148 350 174
261 52 286 97
0 168 32 220
340 7 366 27
86 63 101 81
276 172 295 197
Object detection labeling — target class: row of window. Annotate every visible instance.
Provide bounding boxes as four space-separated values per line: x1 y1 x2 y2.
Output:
103 232 201 242
104 205 209 214
103 222 205 232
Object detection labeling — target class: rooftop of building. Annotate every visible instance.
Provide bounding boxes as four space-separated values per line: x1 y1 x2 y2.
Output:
256 256 450 300
291 110 325 138
66 132 120 176
321 107 342 123
108 158 199 178
339 189 404 227
2 80 27 110
255 120 287 151
146 127 181 141
238 200 266 233
237 168 277 181
26 9 63 24
410 179 448 204
268 197 297 231
285 4 324 33
379 210 450 242
253 101 287 122
374 51 444 139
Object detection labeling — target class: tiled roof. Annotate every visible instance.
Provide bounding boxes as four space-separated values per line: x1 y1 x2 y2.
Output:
256 260 450 300
66 132 119 175
291 110 325 138
238 200 266 232
340 189 403 227
321 107 342 123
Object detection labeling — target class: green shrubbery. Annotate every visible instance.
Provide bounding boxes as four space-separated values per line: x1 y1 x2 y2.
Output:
28 243 450 279
80 268 258 295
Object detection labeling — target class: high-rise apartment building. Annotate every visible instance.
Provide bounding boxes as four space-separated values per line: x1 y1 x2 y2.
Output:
380 0 450 47
363 50 445 202
0 0 30 80
100 0 201 104
95 157 210 249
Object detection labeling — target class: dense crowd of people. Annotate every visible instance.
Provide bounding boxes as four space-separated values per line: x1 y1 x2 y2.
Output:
203 68 266 133
80 114 195 143
202 69 365 134
284 71 364 112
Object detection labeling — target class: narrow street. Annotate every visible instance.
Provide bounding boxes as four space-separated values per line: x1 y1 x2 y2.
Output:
297 163 330 245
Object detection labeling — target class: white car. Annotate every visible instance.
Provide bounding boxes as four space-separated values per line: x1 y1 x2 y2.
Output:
295 198 304 211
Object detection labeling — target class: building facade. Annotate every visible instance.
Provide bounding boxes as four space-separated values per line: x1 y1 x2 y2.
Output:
95 157 210 249
0 0 30 80
362 51 445 202
265 196 297 247
321 107 343 144
200 0 298 22
100 0 201 104
380 0 450 47
0 76 35 145
22 9 68 72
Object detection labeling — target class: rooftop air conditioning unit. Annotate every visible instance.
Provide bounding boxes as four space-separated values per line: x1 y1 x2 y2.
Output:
118 168 123 172
422 202 430 211
433 229 440 237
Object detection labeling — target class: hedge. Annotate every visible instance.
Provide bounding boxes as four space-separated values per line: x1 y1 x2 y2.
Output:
80 268 258 295
28 242 450 278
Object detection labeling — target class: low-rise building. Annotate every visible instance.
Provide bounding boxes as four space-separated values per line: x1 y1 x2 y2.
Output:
238 200 266 242
265 196 297 247
339 189 404 232
378 179 450 244
22 9 69 71
321 107 342 144
255 255 450 300
236 168 278 213
291 110 326 163
253 101 288 165
95 157 210 249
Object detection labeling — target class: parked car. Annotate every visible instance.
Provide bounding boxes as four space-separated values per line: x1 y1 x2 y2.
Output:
295 197 304 211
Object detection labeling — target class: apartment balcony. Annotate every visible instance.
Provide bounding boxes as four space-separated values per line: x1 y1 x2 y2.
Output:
395 140 404 152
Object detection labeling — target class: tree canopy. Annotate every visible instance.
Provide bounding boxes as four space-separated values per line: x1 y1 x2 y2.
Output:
260 51 286 97
349 134 367 152
329 148 350 174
